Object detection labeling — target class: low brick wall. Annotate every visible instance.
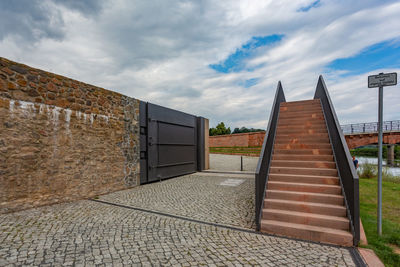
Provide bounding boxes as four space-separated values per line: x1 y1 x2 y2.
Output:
0 57 140 213
209 131 265 147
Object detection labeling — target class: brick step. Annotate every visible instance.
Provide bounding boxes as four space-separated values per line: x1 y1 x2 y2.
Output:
276 128 327 134
264 199 347 216
267 181 341 194
280 99 321 106
278 118 325 125
262 209 349 230
266 189 344 205
279 114 325 120
276 124 326 130
270 166 337 176
273 149 332 155
280 109 323 114
260 220 353 246
269 173 339 185
280 102 321 108
277 121 327 128
274 143 331 150
275 136 330 143
272 154 334 161
271 160 336 169
278 132 329 138
280 106 323 113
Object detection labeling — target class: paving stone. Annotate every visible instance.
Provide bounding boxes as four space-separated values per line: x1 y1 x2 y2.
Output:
100 173 255 229
0 173 356 266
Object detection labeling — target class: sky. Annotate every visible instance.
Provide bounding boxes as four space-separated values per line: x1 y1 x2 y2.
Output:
1 0 399 129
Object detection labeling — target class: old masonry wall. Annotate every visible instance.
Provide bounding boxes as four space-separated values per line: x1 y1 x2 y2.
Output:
0 57 140 213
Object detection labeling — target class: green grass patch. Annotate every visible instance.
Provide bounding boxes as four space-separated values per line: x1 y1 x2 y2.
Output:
359 178 400 266
210 146 261 155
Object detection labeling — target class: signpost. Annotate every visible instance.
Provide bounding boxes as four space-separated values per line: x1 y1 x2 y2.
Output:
367 72 397 236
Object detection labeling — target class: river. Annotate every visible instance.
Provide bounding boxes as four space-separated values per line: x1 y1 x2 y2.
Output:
356 156 400 176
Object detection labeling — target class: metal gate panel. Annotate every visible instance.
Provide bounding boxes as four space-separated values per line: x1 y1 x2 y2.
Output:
158 146 196 165
158 123 195 144
140 102 201 183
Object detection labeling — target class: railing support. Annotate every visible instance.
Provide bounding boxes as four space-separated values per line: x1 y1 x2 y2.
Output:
255 82 286 231
314 75 360 246
341 120 400 134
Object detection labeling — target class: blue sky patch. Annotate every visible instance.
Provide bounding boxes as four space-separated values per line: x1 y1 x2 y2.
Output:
297 0 321 12
326 39 400 77
238 78 259 88
209 34 284 73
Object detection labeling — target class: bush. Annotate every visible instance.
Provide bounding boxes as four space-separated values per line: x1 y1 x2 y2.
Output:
358 161 377 178
358 161 400 183
382 168 400 184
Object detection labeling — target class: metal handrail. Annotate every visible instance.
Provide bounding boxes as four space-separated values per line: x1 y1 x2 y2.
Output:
341 120 400 134
255 82 286 231
314 75 360 246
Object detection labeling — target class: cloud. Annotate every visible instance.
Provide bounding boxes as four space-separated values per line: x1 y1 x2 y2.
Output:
54 0 105 16
0 0 399 130
0 0 64 42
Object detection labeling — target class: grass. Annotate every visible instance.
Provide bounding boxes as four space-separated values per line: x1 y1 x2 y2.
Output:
359 177 400 266
210 146 261 156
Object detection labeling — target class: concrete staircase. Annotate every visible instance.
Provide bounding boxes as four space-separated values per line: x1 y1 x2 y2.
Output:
260 99 353 246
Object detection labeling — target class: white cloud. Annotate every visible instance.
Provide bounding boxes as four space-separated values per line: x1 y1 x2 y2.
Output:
0 0 399 129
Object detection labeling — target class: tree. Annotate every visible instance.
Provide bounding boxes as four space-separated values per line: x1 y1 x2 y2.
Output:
231 126 265 134
209 122 231 136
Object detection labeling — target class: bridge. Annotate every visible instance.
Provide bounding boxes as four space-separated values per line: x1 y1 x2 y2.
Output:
342 120 400 165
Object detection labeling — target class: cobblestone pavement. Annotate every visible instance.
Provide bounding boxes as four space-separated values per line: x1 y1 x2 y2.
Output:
0 200 356 266
209 154 259 172
100 173 255 230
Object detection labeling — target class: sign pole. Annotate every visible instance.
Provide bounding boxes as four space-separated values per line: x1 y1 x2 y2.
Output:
368 71 397 236
377 84 383 236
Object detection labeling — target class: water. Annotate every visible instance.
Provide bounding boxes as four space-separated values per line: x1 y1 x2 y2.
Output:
356 156 400 176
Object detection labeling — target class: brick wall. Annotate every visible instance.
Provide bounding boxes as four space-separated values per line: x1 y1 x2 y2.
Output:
345 132 400 149
209 131 265 147
0 57 140 213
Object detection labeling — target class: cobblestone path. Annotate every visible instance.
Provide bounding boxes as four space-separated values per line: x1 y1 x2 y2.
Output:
100 173 255 230
0 199 356 266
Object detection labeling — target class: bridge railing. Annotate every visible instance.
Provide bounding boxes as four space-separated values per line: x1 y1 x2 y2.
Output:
341 120 400 134
255 82 286 231
314 76 359 246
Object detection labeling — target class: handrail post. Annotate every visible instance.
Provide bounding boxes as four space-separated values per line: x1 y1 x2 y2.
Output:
314 75 360 246
255 81 286 231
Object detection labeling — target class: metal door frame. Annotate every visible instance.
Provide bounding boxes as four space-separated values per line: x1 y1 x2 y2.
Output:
139 101 206 184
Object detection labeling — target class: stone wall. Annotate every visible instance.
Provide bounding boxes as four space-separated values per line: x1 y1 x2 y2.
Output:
209 132 265 147
0 57 140 213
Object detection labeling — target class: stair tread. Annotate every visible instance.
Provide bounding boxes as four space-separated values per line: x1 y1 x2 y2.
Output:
265 198 346 209
262 208 349 222
270 166 337 172
271 160 335 164
267 189 344 198
269 173 339 179
268 181 341 189
260 220 353 237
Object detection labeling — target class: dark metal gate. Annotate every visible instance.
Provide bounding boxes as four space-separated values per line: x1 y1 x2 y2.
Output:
140 102 206 184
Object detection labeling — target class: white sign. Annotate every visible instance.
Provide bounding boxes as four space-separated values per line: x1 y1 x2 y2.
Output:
368 72 397 88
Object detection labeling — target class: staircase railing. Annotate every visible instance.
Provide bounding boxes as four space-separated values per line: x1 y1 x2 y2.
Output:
314 75 360 246
255 82 286 231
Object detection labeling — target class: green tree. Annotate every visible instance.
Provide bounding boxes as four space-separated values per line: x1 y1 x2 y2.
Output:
232 126 265 134
209 122 231 136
